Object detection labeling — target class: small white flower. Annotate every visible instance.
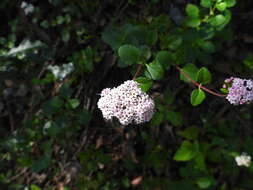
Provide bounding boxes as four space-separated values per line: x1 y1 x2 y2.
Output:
48 63 74 80
235 152 251 167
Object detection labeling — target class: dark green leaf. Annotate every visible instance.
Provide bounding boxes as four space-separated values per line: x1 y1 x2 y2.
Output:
180 63 198 83
200 41 215 53
166 111 183 126
146 61 164 80
156 51 173 69
118 44 140 65
167 36 183 50
196 177 213 189
191 89 206 106
67 99 80 109
173 141 197 161
196 67 212 85
61 28 70 42
180 126 199 140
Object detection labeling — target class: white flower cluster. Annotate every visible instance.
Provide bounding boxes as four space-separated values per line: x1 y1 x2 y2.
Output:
97 80 155 125
48 63 74 80
235 152 251 167
21 1 34 15
224 77 253 105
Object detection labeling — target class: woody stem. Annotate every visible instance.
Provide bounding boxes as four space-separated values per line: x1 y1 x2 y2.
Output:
176 66 226 97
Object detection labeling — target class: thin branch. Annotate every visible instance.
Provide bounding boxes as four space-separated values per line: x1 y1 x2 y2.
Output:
133 64 143 80
176 66 226 97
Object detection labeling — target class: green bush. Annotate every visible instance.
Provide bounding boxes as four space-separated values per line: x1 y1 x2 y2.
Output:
1 0 253 189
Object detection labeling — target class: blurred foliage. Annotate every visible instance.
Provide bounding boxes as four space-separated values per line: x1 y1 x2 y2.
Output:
0 0 253 189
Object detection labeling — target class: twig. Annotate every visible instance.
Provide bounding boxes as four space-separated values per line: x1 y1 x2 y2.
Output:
133 64 143 80
176 66 226 97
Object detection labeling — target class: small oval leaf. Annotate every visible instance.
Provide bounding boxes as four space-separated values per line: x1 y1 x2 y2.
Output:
191 89 206 106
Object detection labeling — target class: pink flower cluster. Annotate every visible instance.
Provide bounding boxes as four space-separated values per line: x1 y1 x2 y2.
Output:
97 80 155 125
224 77 253 105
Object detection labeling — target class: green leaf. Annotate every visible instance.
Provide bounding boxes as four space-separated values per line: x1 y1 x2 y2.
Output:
185 18 201 28
146 30 158 45
146 61 164 80
61 28 70 42
166 111 183 127
76 109 91 125
196 177 213 189
180 63 198 83
118 44 140 65
186 4 199 18
149 112 164 126
135 77 153 92
216 2 227 12
200 41 215 53
191 89 206 106
173 141 197 161
31 154 51 172
214 10 231 31
225 0 236 7
167 36 183 50
210 14 226 26
196 67 212 85
102 26 123 50
200 0 212 8
68 99 80 109
30 184 42 190
243 54 253 70
42 97 64 115
180 126 199 140
156 51 173 69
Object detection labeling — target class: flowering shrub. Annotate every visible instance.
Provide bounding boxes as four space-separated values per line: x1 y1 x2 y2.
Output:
2 0 253 190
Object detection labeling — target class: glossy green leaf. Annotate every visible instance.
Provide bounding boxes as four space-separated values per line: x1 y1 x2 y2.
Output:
210 14 226 26
186 4 199 18
200 0 212 8
196 67 212 85
191 89 206 106
135 77 153 92
118 44 140 65
173 141 197 161
216 2 227 12
146 61 164 80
